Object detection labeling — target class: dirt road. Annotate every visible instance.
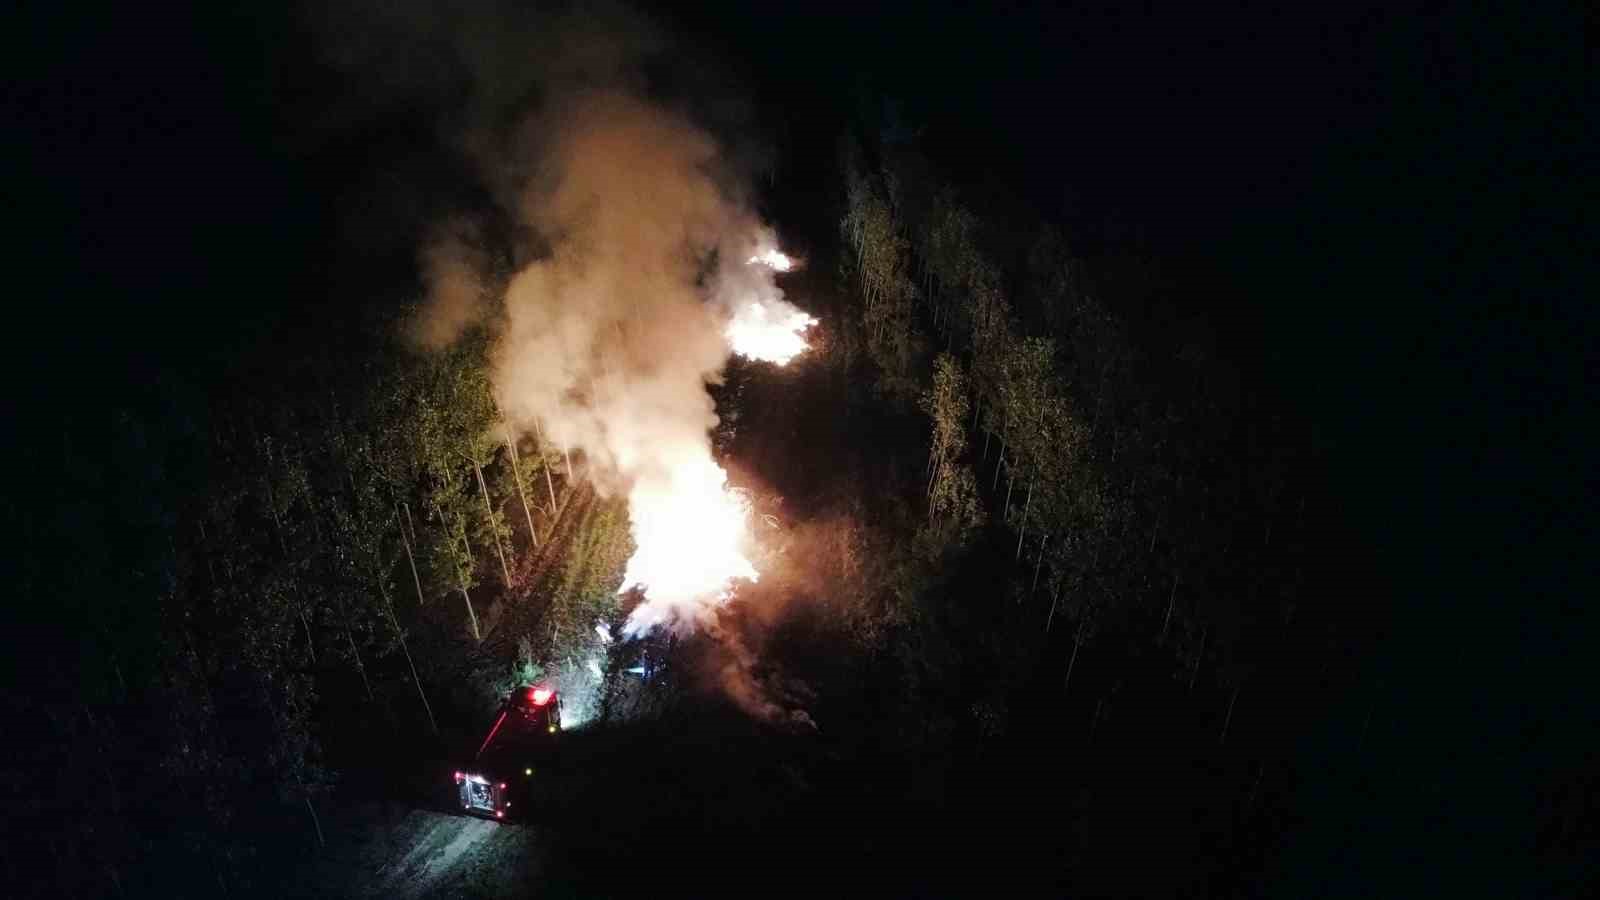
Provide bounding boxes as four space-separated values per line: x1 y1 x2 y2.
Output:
287 803 546 899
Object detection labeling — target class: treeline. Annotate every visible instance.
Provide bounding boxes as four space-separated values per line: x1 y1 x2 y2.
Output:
5 300 594 895
834 127 1342 797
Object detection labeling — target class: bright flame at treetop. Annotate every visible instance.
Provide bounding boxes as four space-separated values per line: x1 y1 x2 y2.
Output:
724 248 816 365
725 303 818 365
746 249 794 271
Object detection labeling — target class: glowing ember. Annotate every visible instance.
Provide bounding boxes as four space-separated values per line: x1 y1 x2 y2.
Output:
746 249 794 271
620 456 758 636
725 303 818 365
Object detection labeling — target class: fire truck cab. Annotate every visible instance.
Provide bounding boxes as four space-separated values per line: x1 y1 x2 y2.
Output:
453 685 563 821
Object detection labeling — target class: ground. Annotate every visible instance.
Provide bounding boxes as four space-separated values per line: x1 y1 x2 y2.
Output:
290 805 544 900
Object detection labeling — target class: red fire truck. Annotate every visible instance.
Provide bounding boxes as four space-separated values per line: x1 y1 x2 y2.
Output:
453 685 563 821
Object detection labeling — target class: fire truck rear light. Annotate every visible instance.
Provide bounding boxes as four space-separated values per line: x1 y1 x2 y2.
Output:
531 687 553 706
495 810 503 818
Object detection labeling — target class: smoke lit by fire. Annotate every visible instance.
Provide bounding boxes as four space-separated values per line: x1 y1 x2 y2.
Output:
475 85 813 639
621 241 811 635
383 0 819 642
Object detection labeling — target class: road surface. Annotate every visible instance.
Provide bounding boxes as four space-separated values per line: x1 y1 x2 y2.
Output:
285 802 545 899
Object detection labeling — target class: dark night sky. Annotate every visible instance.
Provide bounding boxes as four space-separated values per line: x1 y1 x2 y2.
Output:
8 0 1591 887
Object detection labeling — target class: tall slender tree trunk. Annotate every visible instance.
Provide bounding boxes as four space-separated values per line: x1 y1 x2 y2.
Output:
992 407 1008 489
1032 535 1046 594
1045 583 1060 633
434 499 455 552
401 500 417 543
532 420 559 512
473 461 512 588
337 595 372 701
346 625 372 701
397 505 424 605
300 609 316 663
440 504 483 641
1161 574 1179 639
460 584 481 640
304 794 325 849
1015 479 1033 559
379 583 437 735
503 426 540 547
1064 622 1084 692
1220 684 1240 744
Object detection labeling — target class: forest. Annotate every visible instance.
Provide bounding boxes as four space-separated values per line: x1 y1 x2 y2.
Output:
5 2 1587 898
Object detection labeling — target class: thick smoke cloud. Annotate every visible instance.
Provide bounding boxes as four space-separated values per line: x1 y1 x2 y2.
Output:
493 88 736 490
490 84 809 636
316 1 813 717
412 216 492 349
324 2 804 635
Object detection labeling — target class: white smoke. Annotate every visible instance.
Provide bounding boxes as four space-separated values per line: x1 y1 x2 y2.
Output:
488 94 809 637
342 2 815 638
412 216 494 349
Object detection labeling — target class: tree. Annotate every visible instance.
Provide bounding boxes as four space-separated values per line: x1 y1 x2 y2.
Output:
921 354 984 544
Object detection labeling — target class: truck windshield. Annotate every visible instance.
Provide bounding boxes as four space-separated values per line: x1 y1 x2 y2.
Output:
461 776 495 812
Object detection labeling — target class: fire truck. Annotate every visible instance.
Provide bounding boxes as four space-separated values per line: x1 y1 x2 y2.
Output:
453 685 563 821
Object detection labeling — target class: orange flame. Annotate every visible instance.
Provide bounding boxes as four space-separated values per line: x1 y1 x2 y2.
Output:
620 456 758 636
724 302 818 366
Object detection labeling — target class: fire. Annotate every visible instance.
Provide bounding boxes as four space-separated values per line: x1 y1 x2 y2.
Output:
615 239 817 636
620 455 758 636
725 302 818 365
746 249 794 271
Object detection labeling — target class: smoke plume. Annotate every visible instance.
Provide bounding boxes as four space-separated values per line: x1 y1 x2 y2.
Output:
390 7 809 636
310 0 820 723
412 216 493 349
317 1 815 636
492 88 750 632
